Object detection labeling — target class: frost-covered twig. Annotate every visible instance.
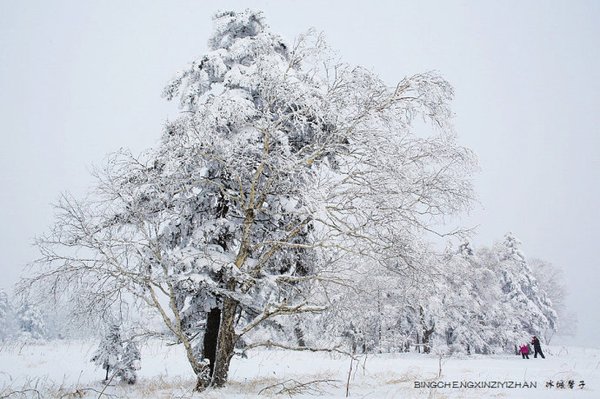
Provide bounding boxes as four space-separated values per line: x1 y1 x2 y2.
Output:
59 387 117 399
238 303 327 337
0 389 41 399
243 340 354 357
258 379 340 396
345 355 353 397
97 370 118 399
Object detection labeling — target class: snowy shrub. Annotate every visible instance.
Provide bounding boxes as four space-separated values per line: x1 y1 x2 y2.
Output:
116 341 142 384
91 322 143 384
91 322 123 381
16 302 47 340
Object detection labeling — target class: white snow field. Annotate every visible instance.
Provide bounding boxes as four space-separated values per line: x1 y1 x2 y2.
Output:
0 340 598 398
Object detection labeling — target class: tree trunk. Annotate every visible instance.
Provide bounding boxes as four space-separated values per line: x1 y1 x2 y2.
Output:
294 325 306 347
422 327 434 354
419 306 434 354
211 295 238 387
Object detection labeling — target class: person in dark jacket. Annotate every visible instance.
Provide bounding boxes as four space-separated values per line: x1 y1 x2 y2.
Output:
531 336 545 358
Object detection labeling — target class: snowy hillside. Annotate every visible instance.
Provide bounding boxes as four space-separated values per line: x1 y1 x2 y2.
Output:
0 340 597 398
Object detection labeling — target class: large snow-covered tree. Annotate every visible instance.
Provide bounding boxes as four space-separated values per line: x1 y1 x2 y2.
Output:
23 10 477 390
491 233 557 345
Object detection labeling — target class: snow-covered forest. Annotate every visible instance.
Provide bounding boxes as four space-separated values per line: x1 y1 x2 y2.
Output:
0 8 592 399
1 233 568 352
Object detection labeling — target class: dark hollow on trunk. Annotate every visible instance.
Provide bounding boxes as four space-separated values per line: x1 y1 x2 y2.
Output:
203 307 221 378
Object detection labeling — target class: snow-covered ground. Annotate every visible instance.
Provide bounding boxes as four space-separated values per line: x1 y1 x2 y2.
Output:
0 340 597 398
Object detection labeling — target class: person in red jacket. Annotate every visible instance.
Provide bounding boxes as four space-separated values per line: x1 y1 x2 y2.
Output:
519 344 530 359
531 336 545 358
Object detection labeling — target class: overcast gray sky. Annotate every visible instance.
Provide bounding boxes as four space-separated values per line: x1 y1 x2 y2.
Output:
1 0 598 347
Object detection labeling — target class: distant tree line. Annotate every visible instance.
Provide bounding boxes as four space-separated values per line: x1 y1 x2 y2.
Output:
291 233 570 355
